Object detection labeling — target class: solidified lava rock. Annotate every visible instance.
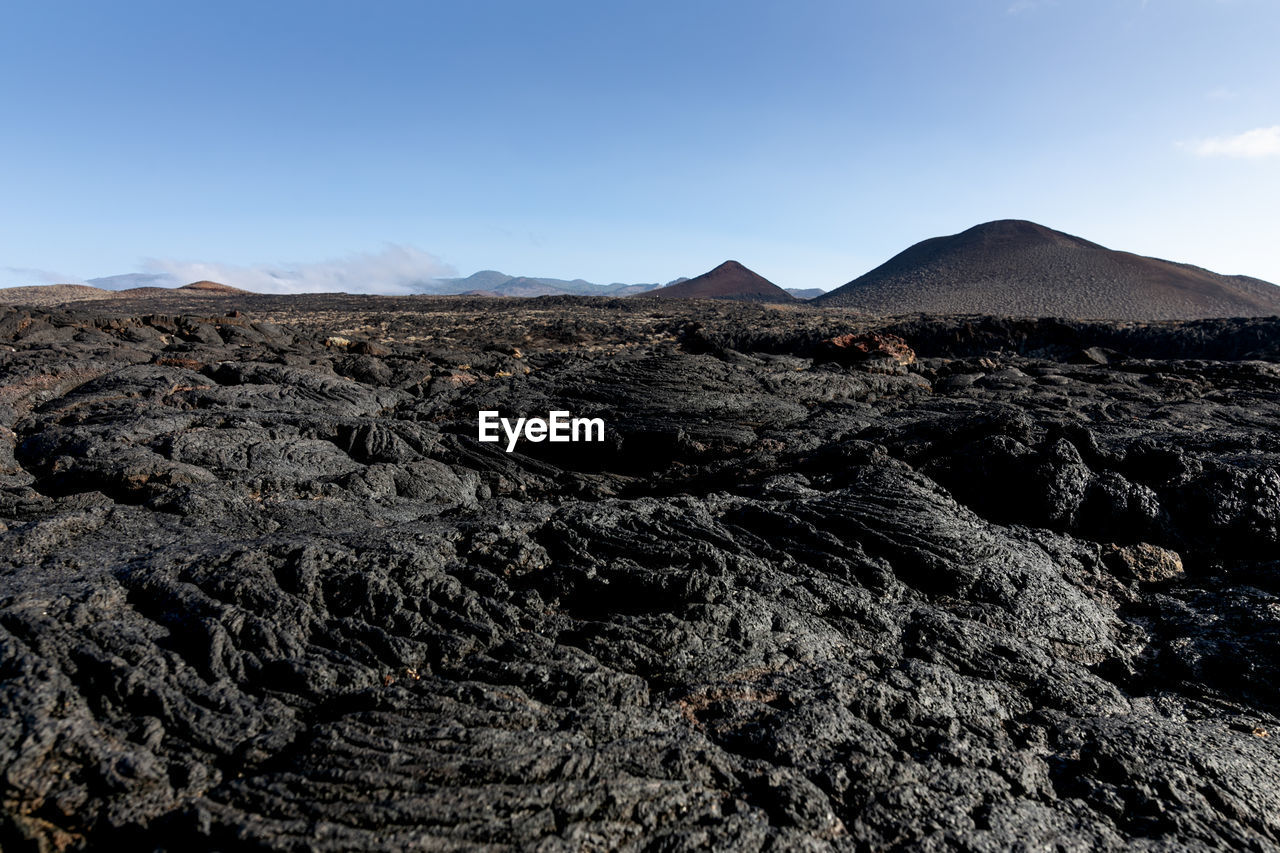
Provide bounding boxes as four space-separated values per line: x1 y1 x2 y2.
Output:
820 332 917 368
3 296 1280 850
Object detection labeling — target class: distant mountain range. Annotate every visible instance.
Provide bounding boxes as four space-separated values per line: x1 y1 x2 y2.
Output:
7 220 1277 318
87 273 181 290
786 288 826 300
417 271 677 298
8 269 826 301
815 220 1280 319
417 270 824 300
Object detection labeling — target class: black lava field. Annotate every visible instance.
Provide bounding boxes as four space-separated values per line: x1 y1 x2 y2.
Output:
4 295 1280 851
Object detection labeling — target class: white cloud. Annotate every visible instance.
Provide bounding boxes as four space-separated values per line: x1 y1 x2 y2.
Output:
1190 126 1280 159
142 245 456 294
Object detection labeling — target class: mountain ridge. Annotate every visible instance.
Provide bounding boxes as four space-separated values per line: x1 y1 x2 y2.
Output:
421 270 674 298
816 219 1280 319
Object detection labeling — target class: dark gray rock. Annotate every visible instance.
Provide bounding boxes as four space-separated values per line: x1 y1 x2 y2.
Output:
3 299 1280 850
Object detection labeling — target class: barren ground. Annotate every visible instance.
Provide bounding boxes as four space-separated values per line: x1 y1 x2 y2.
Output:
3 295 1280 850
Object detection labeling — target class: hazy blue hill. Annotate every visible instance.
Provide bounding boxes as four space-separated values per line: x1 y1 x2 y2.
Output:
419 271 672 297
87 273 180 290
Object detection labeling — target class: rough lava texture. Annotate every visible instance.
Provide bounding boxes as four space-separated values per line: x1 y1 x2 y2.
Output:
2 294 1280 850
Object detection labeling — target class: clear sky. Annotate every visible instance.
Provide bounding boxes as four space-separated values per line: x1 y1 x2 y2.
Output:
2 0 1278 292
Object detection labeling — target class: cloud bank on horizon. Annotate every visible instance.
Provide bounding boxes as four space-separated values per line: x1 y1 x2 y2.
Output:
142 245 456 294
2 266 83 286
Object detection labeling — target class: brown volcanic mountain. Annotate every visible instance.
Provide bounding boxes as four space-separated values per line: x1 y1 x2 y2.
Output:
650 260 795 303
1 280 250 306
176 279 248 294
0 284 114 307
815 220 1280 319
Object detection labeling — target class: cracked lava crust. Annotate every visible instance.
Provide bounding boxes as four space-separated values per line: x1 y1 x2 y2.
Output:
3 295 1280 851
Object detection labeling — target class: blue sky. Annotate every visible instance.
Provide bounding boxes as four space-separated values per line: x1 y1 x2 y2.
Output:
2 0 1277 292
